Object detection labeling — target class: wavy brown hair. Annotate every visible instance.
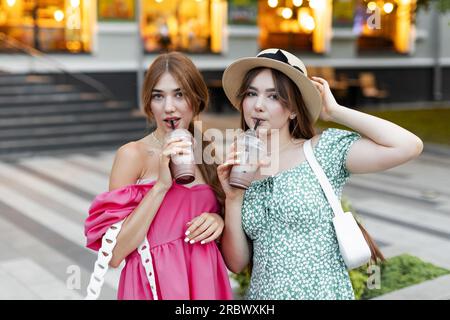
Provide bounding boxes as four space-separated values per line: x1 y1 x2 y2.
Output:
235 67 384 263
141 52 225 212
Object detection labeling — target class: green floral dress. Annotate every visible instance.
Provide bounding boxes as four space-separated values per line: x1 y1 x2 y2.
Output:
242 128 361 300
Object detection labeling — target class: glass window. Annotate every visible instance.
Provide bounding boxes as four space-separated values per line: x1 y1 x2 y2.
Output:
355 0 416 54
0 0 94 53
140 0 227 54
259 0 333 54
332 0 355 28
228 0 257 25
98 0 135 21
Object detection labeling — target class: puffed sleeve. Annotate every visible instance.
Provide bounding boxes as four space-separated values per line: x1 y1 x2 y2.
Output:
84 184 151 251
314 128 361 194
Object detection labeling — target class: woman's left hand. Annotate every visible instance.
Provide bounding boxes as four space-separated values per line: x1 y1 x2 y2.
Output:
310 76 342 122
184 212 224 245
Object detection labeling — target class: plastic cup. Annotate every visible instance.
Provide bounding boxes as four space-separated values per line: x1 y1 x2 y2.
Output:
165 129 196 184
229 130 264 190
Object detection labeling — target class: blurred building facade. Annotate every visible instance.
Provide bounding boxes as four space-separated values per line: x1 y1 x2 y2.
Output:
0 0 449 108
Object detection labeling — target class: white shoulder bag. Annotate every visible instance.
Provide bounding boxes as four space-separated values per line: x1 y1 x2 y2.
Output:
303 139 371 270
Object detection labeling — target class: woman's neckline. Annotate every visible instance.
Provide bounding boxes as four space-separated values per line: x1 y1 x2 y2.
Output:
249 134 323 187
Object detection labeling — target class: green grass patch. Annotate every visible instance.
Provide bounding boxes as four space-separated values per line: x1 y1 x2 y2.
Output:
350 254 450 299
316 108 450 146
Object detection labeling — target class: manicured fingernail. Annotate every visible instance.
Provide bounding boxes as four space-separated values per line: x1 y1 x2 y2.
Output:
190 240 195 244
185 230 190 236
184 237 189 242
200 241 205 245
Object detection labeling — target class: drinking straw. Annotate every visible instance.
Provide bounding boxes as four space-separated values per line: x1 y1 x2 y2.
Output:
253 119 260 131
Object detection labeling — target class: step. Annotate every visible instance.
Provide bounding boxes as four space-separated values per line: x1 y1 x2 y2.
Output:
0 92 104 106
0 132 146 154
0 144 125 161
0 101 133 117
0 110 145 128
0 120 147 140
0 75 53 86
0 84 77 96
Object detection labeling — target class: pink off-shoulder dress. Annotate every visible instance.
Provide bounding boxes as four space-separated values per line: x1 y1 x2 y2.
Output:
84 178 233 300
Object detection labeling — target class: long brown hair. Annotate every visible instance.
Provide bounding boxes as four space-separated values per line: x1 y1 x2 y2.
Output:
236 67 384 264
141 52 225 211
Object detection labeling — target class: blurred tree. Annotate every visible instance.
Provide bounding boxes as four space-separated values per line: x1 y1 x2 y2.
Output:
416 0 450 12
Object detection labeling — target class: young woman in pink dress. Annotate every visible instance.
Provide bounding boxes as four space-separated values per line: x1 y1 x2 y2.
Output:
84 52 233 300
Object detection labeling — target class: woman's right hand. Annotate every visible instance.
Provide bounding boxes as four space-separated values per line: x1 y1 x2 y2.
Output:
217 142 245 201
156 136 192 190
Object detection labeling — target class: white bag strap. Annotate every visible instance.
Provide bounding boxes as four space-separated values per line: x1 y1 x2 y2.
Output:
303 139 345 217
85 220 159 300
85 220 124 300
138 236 158 300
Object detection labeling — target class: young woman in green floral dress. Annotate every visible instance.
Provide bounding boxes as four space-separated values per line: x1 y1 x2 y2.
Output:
217 49 423 300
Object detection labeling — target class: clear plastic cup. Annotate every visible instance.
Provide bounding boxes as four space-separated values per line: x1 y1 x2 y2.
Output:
165 129 196 184
229 130 264 190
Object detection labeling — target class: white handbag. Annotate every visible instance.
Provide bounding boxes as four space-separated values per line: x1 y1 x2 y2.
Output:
303 139 372 270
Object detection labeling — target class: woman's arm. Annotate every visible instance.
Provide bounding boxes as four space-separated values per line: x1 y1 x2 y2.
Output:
108 143 170 268
216 147 252 273
108 137 191 268
311 77 423 174
220 196 252 273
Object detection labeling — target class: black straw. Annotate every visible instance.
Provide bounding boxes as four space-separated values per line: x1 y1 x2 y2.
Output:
253 119 260 131
170 120 175 130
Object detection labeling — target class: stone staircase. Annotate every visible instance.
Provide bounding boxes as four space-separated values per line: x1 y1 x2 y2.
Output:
0 73 149 160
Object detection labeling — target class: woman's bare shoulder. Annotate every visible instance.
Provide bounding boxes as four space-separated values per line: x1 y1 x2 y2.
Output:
116 141 144 164
109 141 147 190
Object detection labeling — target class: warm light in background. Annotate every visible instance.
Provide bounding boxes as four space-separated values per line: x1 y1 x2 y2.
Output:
383 2 394 13
298 8 315 33
303 15 315 32
70 0 80 8
6 0 16 7
281 7 293 19
268 0 278 8
367 1 377 11
54 10 65 22
293 0 303 7
309 0 325 10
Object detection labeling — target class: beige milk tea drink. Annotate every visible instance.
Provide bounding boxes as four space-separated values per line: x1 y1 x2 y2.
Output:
229 129 264 190
166 128 196 184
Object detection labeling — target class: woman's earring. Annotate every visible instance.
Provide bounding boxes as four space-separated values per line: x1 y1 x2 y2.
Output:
289 114 296 120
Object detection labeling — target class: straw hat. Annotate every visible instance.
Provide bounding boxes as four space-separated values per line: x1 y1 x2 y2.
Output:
222 48 322 123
